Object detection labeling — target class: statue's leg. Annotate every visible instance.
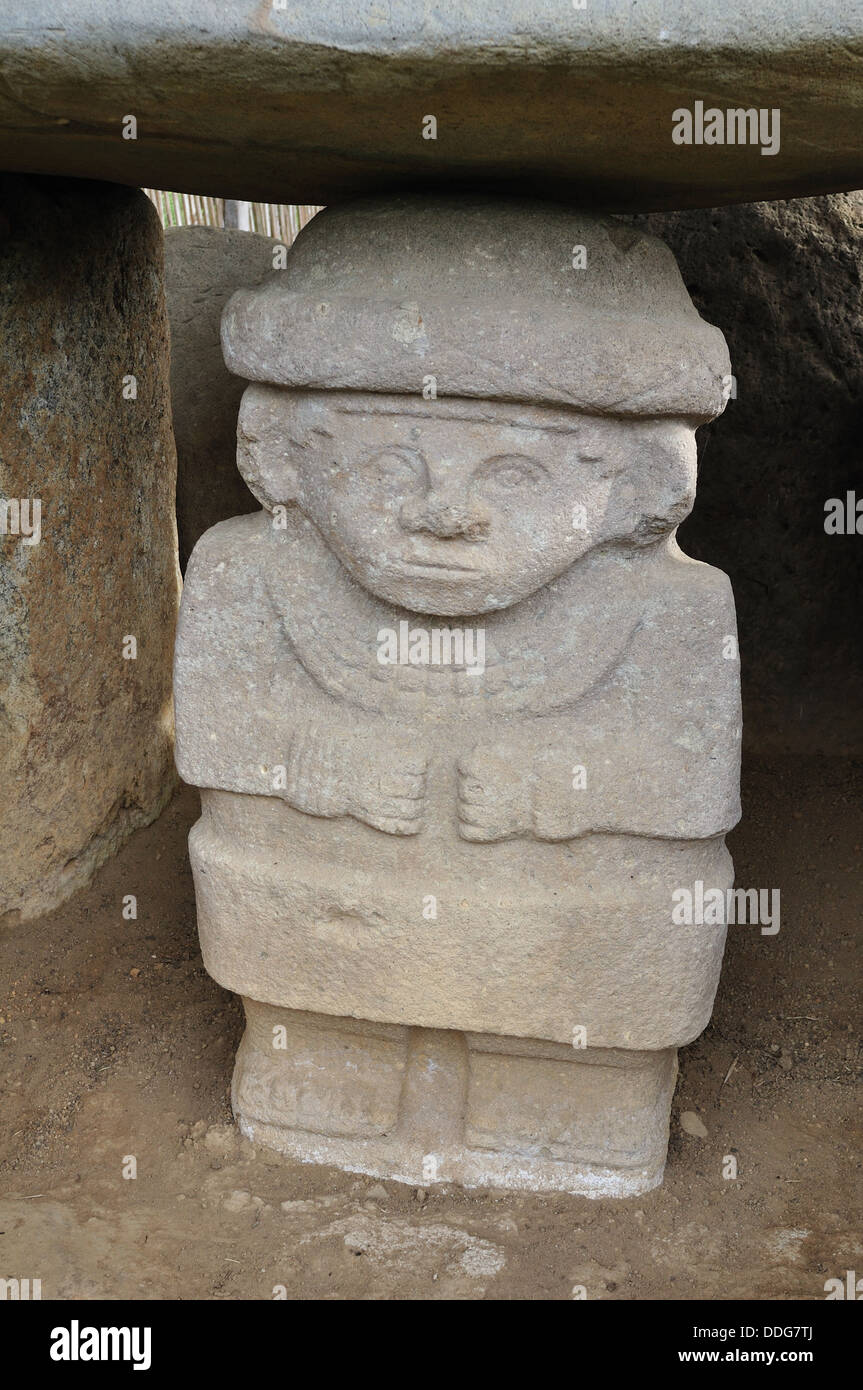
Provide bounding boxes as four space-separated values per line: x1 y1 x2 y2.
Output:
233 998 675 1196
459 1034 677 1197
232 1000 410 1151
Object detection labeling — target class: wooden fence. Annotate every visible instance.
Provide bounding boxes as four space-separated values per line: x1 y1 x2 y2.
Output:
144 190 320 244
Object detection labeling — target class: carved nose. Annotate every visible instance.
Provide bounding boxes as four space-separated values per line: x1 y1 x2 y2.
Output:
400 494 490 540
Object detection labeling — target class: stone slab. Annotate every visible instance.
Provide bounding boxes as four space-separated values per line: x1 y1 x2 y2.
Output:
0 2 862 209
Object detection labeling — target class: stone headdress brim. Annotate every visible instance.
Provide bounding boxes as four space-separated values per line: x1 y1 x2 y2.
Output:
220 197 732 424
223 291 730 421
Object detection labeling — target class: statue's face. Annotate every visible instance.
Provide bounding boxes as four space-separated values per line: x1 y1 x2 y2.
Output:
240 390 696 616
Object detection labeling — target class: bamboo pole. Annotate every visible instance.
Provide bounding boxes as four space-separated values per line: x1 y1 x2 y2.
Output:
143 188 321 243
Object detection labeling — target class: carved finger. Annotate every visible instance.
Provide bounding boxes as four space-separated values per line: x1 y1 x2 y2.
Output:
458 820 505 842
359 810 424 836
378 773 426 799
373 794 425 821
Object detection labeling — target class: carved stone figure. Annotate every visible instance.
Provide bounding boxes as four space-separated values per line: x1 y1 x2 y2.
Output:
174 196 740 1195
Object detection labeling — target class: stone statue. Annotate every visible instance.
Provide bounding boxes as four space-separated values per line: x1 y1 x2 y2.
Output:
174 196 740 1195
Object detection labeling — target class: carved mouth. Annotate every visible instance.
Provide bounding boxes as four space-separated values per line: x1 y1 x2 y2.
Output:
400 556 479 575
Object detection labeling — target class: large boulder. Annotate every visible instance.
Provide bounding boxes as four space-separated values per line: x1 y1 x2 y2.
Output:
0 3 861 209
165 226 279 567
630 192 863 755
0 175 179 922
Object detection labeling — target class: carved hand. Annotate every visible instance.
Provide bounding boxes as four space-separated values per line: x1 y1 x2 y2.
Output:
457 738 592 842
456 742 533 841
284 720 428 835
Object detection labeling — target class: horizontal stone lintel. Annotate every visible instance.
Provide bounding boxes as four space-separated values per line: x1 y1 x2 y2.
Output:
0 3 862 208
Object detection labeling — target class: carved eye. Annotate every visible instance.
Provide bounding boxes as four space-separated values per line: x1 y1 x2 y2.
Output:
359 448 423 488
476 455 547 491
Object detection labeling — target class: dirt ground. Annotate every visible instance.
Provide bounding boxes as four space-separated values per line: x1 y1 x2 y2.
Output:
0 756 859 1301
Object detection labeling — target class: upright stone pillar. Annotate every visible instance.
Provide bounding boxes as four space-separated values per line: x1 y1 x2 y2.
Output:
175 196 741 1196
0 176 179 922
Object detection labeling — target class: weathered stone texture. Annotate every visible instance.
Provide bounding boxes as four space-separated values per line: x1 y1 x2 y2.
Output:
175 197 741 1195
0 175 179 922
630 193 863 755
0 3 862 209
232 1002 679 1196
164 226 279 567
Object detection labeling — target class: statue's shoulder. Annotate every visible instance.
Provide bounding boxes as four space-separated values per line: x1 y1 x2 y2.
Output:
175 512 280 707
647 543 737 632
628 546 739 710
175 513 296 790
181 512 273 608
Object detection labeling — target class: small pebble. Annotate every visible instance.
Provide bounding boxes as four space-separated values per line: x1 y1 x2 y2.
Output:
680 1110 708 1138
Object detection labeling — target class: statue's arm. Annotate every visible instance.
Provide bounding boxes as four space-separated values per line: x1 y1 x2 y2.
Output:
276 710 428 836
458 565 741 842
174 521 427 834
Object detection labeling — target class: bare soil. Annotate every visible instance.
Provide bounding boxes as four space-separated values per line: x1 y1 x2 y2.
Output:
0 756 859 1300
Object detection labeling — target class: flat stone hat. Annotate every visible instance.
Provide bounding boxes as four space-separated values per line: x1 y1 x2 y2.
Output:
222 195 731 421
